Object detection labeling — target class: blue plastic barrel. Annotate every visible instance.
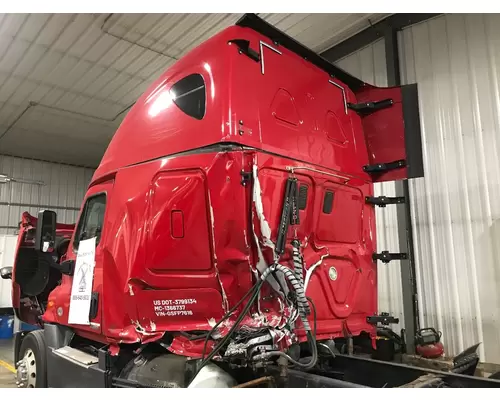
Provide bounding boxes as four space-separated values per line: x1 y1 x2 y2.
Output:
0 315 14 339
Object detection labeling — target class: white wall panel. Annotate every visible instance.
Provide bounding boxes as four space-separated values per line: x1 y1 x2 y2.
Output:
0 234 16 307
335 40 405 334
399 14 500 363
0 154 94 235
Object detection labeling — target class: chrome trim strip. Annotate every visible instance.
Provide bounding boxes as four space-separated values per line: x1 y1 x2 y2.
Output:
329 79 348 115
260 41 282 75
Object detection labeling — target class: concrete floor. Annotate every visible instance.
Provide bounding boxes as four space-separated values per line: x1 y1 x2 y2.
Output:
0 339 16 388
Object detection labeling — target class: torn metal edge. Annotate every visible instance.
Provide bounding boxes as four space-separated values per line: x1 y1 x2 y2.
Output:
207 190 229 312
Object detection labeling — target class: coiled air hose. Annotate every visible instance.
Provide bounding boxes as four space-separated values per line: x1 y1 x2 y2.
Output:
291 240 310 315
263 264 310 330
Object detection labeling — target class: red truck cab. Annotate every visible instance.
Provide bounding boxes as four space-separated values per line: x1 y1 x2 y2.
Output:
4 14 427 388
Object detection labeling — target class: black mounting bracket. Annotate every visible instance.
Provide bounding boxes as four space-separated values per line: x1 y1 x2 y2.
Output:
363 159 406 174
89 292 99 320
365 196 405 207
347 98 393 115
373 251 408 264
367 312 400 326
228 39 260 62
54 259 75 276
240 170 252 186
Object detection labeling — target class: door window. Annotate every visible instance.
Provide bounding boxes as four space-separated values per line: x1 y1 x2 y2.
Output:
73 193 106 250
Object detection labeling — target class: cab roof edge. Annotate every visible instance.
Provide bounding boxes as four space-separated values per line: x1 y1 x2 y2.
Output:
235 13 367 92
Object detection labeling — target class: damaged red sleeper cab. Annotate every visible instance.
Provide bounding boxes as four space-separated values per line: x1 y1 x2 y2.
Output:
6 14 441 389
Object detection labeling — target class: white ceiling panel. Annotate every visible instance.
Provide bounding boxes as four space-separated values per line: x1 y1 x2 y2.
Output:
0 13 390 167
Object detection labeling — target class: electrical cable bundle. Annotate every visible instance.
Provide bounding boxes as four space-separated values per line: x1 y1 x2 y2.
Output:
198 277 266 372
196 261 318 377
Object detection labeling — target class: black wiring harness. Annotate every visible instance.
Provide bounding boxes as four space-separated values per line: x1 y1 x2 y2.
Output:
195 263 318 376
199 276 266 369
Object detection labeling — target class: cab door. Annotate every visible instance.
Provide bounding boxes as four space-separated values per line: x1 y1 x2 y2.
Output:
56 179 113 334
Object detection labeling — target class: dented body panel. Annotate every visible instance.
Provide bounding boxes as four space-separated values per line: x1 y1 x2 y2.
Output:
42 148 378 353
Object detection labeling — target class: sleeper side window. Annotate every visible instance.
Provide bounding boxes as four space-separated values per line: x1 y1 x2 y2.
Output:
169 73 206 120
73 193 106 251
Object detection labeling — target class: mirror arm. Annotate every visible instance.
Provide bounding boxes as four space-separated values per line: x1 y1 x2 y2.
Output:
53 260 75 276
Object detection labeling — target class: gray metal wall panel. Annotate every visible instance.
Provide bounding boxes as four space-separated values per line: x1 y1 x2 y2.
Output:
335 39 405 333
0 154 94 234
399 14 500 363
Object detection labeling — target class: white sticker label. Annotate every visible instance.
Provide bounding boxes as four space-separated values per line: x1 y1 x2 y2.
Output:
68 237 96 325
152 298 197 317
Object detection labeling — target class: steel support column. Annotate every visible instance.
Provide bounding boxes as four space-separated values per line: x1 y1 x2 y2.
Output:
320 14 441 62
384 27 419 354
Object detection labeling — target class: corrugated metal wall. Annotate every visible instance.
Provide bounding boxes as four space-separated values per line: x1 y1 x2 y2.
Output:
400 14 500 363
334 40 405 334
0 154 93 306
335 14 500 363
0 154 94 235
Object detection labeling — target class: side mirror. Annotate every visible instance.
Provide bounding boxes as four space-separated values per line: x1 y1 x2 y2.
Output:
0 266 12 280
34 210 57 253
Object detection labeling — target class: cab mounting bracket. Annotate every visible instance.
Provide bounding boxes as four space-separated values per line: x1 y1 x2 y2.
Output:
363 159 406 174
372 251 408 264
